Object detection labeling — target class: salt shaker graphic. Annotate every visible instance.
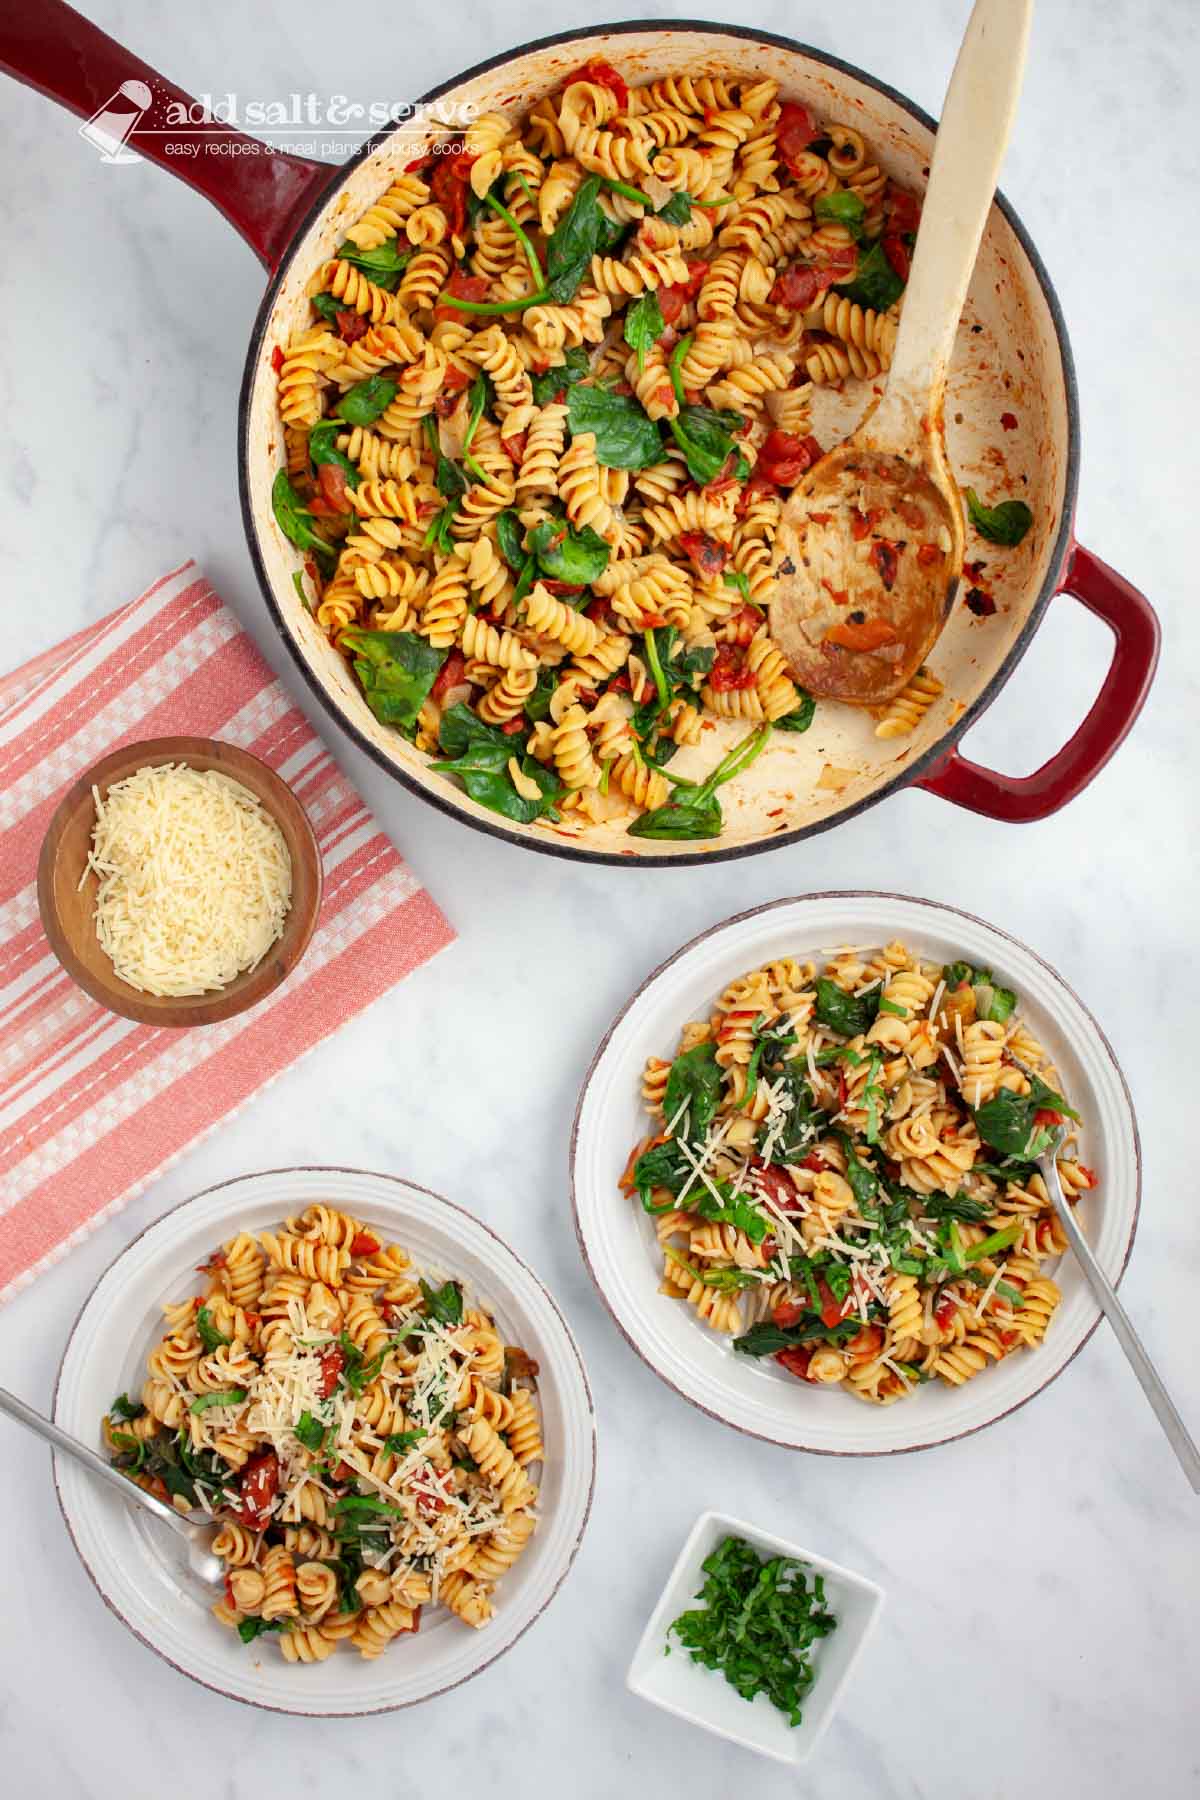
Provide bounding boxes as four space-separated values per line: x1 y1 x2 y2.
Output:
78 79 152 163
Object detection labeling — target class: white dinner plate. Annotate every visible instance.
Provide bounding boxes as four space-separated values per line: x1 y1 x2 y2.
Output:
53 1167 596 1713
571 893 1140 1455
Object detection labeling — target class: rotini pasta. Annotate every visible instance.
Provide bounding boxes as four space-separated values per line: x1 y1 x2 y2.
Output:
271 60 934 841
102 1213 543 1663
620 942 1088 1405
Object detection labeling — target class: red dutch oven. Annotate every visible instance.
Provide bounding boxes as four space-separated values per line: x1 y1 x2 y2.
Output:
2 6 1161 864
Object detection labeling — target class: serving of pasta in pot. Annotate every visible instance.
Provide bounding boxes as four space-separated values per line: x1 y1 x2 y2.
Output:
270 60 995 845
101 1205 543 1661
620 942 1095 1403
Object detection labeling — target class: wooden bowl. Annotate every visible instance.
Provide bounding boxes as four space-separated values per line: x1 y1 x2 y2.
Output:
37 736 323 1027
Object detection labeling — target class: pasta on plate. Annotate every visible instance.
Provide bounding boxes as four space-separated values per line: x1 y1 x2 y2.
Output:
101 1205 544 1661
270 60 973 845
621 942 1096 1404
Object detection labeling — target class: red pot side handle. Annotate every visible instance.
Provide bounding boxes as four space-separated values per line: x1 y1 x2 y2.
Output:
0 0 334 270
916 541 1161 822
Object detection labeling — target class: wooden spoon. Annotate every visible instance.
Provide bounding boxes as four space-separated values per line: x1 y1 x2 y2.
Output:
770 0 1033 705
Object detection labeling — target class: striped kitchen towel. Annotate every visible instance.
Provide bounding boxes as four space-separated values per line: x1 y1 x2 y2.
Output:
0 562 455 1303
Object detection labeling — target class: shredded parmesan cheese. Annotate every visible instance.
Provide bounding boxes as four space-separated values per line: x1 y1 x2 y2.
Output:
85 762 292 996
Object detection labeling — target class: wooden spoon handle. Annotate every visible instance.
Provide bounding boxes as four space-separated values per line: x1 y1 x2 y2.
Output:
879 0 1033 430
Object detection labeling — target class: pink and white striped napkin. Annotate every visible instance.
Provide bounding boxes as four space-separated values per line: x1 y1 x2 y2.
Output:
0 562 455 1303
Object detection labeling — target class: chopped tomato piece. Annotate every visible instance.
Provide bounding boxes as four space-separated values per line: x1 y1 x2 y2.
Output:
349 1231 380 1257
775 101 821 174
539 579 585 596
428 145 477 238
916 542 942 567
751 1160 798 1212
870 539 901 591
882 233 911 282
756 428 823 487
431 649 467 703
815 1278 846 1329
317 461 351 513
885 183 922 236
270 344 285 375
1034 1108 1063 1129
736 470 780 514
236 1450 280 1528
769 264 835 310
336 309 368 343
775 1345 815 1381
708 643 756 691
850 505 882 541
772 1300 805 1330
500 430 528 465
564 59 629 111
934 1294 957 1331
501 716 525 735
317 1344 345 1399
196 1249 226 1276
844 1324 885 1361
404 152 432 174
678 530 729 577
800 1150 825 1172
824 616 900 652
1078 1165 1098 1186
965 587 996 617
433 267 489 321
1000 411 1018 431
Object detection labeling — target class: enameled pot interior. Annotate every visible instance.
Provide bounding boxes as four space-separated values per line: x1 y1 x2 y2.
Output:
243 26 1072 859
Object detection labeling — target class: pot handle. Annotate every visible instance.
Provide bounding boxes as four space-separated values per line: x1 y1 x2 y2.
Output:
916 542 1160 821
0 0 334 269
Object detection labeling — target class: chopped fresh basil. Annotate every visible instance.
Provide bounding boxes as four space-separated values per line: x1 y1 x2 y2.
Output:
195 1306 231 1355
666 1534 837 1729
189 1388 247 1414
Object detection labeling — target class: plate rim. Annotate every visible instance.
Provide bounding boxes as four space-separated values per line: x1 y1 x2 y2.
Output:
52 1164 597 1716
570 891 1141 1456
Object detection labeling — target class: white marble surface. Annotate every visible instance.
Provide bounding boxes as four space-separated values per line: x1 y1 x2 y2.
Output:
2 2 1198 1794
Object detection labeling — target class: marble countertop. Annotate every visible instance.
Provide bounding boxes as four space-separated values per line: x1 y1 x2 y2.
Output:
3 2 1197 1794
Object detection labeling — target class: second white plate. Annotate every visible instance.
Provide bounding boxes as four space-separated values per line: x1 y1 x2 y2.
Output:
54 1167 596 1713
571 893 1140 1455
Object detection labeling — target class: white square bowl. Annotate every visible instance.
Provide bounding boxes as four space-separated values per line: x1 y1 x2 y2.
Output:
627 1511 885 1766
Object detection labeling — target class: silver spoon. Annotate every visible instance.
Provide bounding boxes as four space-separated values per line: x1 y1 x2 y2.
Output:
0 1384 226 1582
1036 1130 1200 1494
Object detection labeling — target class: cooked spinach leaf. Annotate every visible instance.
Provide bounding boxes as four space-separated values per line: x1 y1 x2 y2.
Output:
342 628 445 731
964 487 1033 547
814 976 881 1037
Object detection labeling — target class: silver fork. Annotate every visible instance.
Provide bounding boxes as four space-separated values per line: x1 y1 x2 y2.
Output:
1035 1130 1200 1494
0 1384 225 1581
